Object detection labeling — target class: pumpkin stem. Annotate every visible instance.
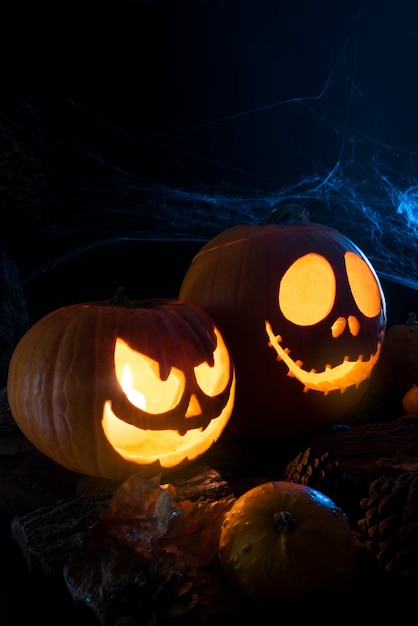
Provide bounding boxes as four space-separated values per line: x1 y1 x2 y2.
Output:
262 203 309 226
109 286 132 306
273 510 296 533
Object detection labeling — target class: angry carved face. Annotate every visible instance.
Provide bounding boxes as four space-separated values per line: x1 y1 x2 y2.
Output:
102 329 235 466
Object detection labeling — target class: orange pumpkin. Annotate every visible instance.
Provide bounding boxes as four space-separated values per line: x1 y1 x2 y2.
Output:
7 289 235 481
402 380 418 415
370 312 418 400
179 207 387 436
218 480 356 606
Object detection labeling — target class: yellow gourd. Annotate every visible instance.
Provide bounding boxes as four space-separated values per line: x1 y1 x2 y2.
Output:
218 480 356 606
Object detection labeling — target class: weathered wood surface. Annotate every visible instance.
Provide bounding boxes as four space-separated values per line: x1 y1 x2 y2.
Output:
10 465 233 577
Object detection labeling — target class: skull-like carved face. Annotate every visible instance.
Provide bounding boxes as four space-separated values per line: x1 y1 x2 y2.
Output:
265 250 384 395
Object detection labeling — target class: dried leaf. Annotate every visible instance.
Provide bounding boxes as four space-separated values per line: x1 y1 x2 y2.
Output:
64 525 189 625
161 496 236 568
98 473 183 546
63 474 237 625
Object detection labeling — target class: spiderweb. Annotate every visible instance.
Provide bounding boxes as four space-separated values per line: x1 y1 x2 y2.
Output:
2 0 418 291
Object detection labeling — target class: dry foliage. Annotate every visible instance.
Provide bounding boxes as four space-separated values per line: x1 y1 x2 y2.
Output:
63 473 238 625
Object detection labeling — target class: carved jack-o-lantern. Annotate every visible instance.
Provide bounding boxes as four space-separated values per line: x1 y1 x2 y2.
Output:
7 289 235 480
179 207 386 436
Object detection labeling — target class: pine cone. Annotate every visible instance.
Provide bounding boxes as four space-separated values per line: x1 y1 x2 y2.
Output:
358 471 418 579
282 446 363 521
283 447 338 493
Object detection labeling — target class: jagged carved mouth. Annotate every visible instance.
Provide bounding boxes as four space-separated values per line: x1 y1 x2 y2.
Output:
265 320 383 395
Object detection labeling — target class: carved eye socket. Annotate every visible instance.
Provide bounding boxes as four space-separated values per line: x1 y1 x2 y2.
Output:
114 339 185 414
194 328 231 395
279 253 336 326
345 251 382 318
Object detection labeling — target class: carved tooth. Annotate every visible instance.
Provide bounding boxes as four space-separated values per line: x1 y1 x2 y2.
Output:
274 334 283 343
268 334 282 348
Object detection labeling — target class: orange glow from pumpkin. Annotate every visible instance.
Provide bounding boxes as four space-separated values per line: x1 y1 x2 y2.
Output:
279 253 336 325
102 334 235 468
344 251 382 318
265 321 383 394
278 251 383 327
116 340 185 413
270 249 385 393
121 364 146 409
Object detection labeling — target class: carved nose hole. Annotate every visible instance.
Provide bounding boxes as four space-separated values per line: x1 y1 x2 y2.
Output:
331 316 360 338
348 315 360 336
331 317 346 338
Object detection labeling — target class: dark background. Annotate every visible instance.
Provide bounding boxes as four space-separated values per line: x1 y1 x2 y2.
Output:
1 4 418 623
1 0 418 325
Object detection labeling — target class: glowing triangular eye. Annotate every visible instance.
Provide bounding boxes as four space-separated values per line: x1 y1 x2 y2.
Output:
279 253 336 325
114 339 185 413
194 328 231 395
